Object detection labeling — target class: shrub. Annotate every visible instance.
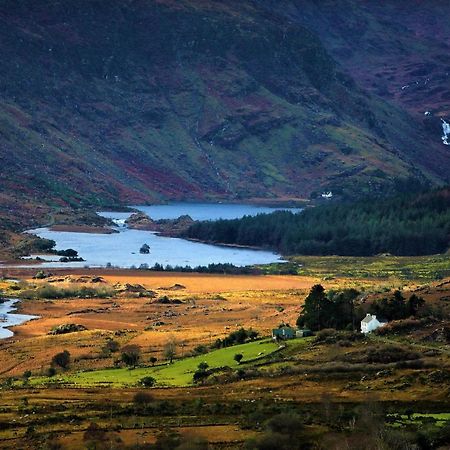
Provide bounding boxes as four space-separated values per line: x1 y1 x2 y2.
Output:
49 324 87 335
83 422 106 443
133 392 154 405
140 376 156 387
315 329 363 345
192 344 209 355
20 283 114 300
265 413 304 436
366 346 419 364
149 356 158 366
102 338 120 354
46 367 57 377
193 369 210 384
375 318 427 335
51 350 70 369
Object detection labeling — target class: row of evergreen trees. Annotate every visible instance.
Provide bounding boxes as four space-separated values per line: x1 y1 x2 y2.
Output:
297 285 427 331
183 188 450 256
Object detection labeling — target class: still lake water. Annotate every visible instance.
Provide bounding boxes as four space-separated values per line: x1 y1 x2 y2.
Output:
25 203 302 269
0 299 38 339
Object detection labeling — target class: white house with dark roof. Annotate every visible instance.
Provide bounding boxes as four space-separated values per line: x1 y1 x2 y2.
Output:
360 314 387 334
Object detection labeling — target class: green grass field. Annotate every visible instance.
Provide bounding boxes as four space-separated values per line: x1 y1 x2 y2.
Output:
32 339 281 388
286 254 450 281
388 413 450 428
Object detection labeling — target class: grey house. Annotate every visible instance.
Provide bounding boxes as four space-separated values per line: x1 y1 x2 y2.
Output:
272 327 296 340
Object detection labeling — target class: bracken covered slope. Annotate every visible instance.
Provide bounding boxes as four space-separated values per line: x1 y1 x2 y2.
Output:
1 0 449 217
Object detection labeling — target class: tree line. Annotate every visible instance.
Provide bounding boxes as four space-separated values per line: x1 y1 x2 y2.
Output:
183 187 450 256
297 284 428 331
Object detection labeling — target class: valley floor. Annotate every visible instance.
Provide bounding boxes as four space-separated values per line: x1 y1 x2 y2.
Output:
0 266 449 448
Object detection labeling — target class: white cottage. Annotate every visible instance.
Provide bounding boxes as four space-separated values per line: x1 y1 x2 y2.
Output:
360 314 387 334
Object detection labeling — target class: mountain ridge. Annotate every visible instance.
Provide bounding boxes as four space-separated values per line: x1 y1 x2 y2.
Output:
0 0 449 229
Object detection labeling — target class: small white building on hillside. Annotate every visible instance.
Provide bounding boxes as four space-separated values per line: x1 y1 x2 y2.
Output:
360 314 387 334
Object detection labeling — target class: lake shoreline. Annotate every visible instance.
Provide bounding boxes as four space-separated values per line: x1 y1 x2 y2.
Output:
0 299 39 340
4 203 301 269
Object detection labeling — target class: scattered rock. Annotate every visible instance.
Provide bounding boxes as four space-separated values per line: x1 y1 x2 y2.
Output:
114 283 156 297
375 369 393 378
153 296 183 304
67 308 110 315
158 283 186 291
46 275 106 284
139 243 150 254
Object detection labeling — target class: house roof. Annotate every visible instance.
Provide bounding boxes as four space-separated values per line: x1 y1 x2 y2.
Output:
361 315 375 324
272 327 295 334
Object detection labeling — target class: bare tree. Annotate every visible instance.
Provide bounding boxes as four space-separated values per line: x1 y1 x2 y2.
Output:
163 337 177 363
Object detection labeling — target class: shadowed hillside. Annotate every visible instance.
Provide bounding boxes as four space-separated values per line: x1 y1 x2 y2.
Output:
0 0 449 222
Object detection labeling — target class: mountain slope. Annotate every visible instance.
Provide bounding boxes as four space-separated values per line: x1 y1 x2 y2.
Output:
258 0 450 140
0 0 449 215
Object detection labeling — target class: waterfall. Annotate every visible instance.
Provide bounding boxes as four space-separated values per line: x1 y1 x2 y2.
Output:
442 119 450 146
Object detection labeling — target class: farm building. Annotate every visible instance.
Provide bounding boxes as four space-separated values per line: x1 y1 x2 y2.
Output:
360 314 387 334
272 326 296 340
272 327 313 340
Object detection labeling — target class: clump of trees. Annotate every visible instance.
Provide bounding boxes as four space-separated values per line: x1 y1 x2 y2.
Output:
297 285 360 331
212 328 259 349
121 345 141 367
184 187 450 256
193 362 210 384
369 291 425 321
297 284 429 332
138 262 262 275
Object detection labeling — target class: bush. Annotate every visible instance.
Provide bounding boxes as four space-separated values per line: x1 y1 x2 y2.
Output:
375 318 427 335
49 324 87 335
133 391 154 405
51 350 70 369
192 345 209 355
366 346 419 364
20 283 114 300
315 329 363 345
265 413 304 436
140 376 156 387
46 367 57 377
102 338 119 354
149 356 158 366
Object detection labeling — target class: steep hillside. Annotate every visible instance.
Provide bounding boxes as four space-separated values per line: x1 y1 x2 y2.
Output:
259 0 450 136
1 0 449 220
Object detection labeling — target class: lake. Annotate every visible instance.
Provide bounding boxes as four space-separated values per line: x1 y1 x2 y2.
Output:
23 203 302 269
0 299 38 339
